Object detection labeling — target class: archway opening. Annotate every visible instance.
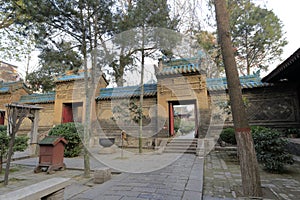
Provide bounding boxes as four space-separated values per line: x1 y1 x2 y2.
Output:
168 100 198 138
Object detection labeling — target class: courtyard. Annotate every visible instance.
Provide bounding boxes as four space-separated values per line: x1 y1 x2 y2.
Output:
0 147 300 199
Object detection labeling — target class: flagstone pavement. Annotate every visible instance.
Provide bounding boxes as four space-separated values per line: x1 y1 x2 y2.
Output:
1 150 300 199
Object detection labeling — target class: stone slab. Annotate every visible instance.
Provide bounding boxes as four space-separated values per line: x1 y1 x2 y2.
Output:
0 177 71 200
182 190 202 200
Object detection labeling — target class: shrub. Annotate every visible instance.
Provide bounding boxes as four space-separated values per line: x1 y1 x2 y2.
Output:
174 117 181 133
180 125 194 134
180 121 195 134
283 128 300 138
0 130 29 172
48 122 83 157
220 127 237 145
0 125 7 132
251 126 294 173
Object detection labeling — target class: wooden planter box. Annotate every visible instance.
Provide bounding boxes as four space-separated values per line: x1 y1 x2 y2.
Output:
34 136 68 174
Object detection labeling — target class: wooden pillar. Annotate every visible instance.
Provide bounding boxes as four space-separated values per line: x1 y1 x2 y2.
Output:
169 102 174 136
194 102 199 138
30 110 40 156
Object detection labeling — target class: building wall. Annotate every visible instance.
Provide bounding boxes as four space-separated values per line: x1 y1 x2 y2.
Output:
18 103 55 136
0 85 30 125
96 97 157 132
0 61 19 82
209 83 300 129
53 81 86 125
53 75 108 125
244 83 300 128
0 93 12 112
92 97 158 147
2 70 300 147
157 74 210 137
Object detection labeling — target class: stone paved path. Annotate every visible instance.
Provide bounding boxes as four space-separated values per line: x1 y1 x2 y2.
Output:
203 151 300 200
3 149 300 199
68 154 204 200
70 154 203 200
4 153 204 199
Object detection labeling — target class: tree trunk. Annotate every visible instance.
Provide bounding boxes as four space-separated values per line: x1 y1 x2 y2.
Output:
79 3 90 177
214 0 262 197
139 28 145 154
0 153 3 174
83 51 91 178
4 131 16 185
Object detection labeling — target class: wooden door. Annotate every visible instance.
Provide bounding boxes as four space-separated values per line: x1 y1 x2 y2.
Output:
62 104 73 123
0 111 4 125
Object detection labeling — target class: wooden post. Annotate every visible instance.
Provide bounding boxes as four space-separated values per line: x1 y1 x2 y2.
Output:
30 110 40 156
169 102 174 136
4 103 42 185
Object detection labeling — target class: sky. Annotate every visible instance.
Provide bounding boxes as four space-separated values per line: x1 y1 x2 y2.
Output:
260 0 300 73
9 0 300 79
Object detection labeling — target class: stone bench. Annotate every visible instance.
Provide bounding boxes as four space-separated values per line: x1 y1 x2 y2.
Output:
0 177 71 200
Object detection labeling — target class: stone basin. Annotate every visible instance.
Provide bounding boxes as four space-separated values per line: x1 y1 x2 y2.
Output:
99 137 115 147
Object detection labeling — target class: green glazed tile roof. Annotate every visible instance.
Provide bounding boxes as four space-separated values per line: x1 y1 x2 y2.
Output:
97 84 157 100
55 72 87 82
207 74 272 91
39 136 67 145
0 86 9 93
0 81 27 93
96 75 271 99
157 57 201 76
19 92 56 104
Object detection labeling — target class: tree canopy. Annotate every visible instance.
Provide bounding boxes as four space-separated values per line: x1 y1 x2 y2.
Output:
107 0 179 86
26 41 82 92
0 0 35 62
197 0 287 76
228 0 287 75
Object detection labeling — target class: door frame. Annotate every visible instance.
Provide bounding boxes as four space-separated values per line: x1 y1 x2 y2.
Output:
168 100 198 137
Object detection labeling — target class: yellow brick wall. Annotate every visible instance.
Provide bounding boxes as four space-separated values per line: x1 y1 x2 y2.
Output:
0 86 30 125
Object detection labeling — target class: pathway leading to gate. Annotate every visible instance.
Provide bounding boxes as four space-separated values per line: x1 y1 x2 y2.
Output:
68 154 204 200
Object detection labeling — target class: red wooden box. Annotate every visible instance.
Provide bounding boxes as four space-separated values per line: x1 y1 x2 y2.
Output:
34 136 68 174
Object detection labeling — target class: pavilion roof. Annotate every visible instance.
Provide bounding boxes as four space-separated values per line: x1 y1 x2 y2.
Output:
262 48 300 83
156 57 202 76
54 70 109 85
54 71 86 83
19 92 56 104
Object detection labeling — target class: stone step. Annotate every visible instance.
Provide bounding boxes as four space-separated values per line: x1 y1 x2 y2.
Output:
168 139 197 143
168 140 197 144
163 149 196 154
166 144 197 149
164 148 197 153
167 142 197 147
164 138 198 154
165 145 197 150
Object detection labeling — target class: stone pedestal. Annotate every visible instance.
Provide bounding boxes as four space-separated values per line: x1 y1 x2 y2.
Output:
98 147 116 154
94 167 111 184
